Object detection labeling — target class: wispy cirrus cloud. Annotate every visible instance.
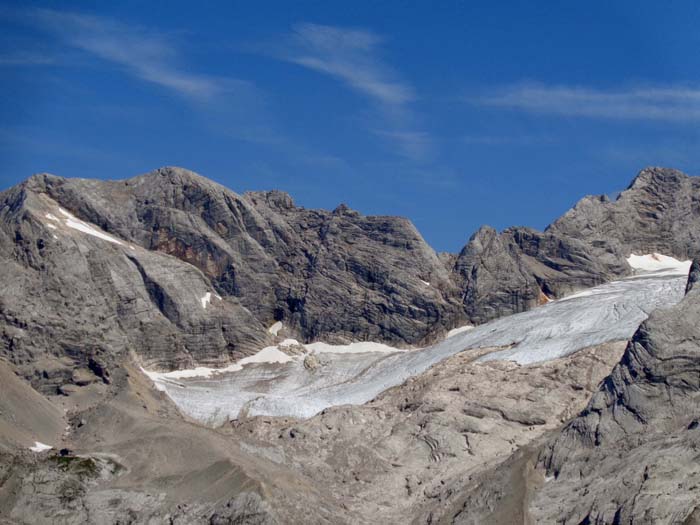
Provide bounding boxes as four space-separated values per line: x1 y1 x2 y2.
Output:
472 82 700 122
279 23 430 160
5 7 232 100
373 130 432 160
288 23 415 107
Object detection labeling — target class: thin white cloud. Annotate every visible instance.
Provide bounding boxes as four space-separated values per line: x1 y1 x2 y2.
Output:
13 8 227 100
373 130 432 161
288 23 415 106
280 23 430 160
473 83 700 122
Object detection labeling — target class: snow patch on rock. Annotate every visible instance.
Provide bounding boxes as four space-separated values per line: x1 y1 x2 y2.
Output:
268 321 283 336
29 441 53 452
58 208 124 246
627 253 690 273
306 341 407 354
143 344 296 383
200 292 212 309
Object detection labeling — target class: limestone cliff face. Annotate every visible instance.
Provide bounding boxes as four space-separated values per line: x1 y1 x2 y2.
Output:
0 167 466 392
549 166 700 259
29 166 465 343
531 259 700 524
2 166 700 523
3 165 700 394
451 167 700 324
0 176 270 392
452 225 626 324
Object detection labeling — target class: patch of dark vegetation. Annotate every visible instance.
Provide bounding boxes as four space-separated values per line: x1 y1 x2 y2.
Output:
50 455 99 476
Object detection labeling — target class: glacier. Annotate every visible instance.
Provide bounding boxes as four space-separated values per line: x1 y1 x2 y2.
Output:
144 262 690 425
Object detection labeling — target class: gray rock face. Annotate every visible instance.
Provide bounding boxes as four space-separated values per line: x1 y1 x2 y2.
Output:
32 167 465 347
0 167 467 390
453 225 627 323
0 178 270 391
452 166 700 323
531 259 700 524
229 342 625 524
2 164 700 391
686 259 700 294
549 166 700 259
2 164 700 523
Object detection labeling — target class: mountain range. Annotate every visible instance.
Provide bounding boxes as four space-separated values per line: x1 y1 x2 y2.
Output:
1 166 699 524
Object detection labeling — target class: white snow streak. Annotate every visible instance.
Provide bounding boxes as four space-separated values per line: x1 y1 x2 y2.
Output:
268 321 283 336
46 223 57 230
142 338 403 385
240 346 294 365
58 208 124 246
627 253 690 273
306 341 406 354
142 345 295 382
200 292 212 309
29 441 52 452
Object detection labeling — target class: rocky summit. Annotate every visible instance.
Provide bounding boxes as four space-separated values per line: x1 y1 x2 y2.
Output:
1 166 700 524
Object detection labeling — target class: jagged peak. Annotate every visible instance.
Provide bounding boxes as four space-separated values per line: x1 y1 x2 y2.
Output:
457 225 498 257
470 224 498 240
626 166 688 191
134 166 216 187
244 189 296 210
332 203 360 217
17 172 65 191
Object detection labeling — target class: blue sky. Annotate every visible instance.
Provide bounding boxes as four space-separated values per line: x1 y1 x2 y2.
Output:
1 1 699 251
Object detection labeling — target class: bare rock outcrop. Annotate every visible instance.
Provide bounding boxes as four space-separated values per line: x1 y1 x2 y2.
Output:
0 180 270 391
30 167 465 345
2 165 700 523
452 167 700 323
549 167 700 260
453 225 626 323
3 165 700 390
530 259 700 524
231 342 626 524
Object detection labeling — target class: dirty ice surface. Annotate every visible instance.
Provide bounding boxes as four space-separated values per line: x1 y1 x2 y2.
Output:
143 257 690 424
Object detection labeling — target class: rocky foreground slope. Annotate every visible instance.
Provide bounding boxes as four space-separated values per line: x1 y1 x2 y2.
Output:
530 259 700 524
1 166 700 523
423 260 700 525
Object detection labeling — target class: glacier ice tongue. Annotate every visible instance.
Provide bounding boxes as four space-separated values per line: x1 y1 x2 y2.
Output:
144 267 689 424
